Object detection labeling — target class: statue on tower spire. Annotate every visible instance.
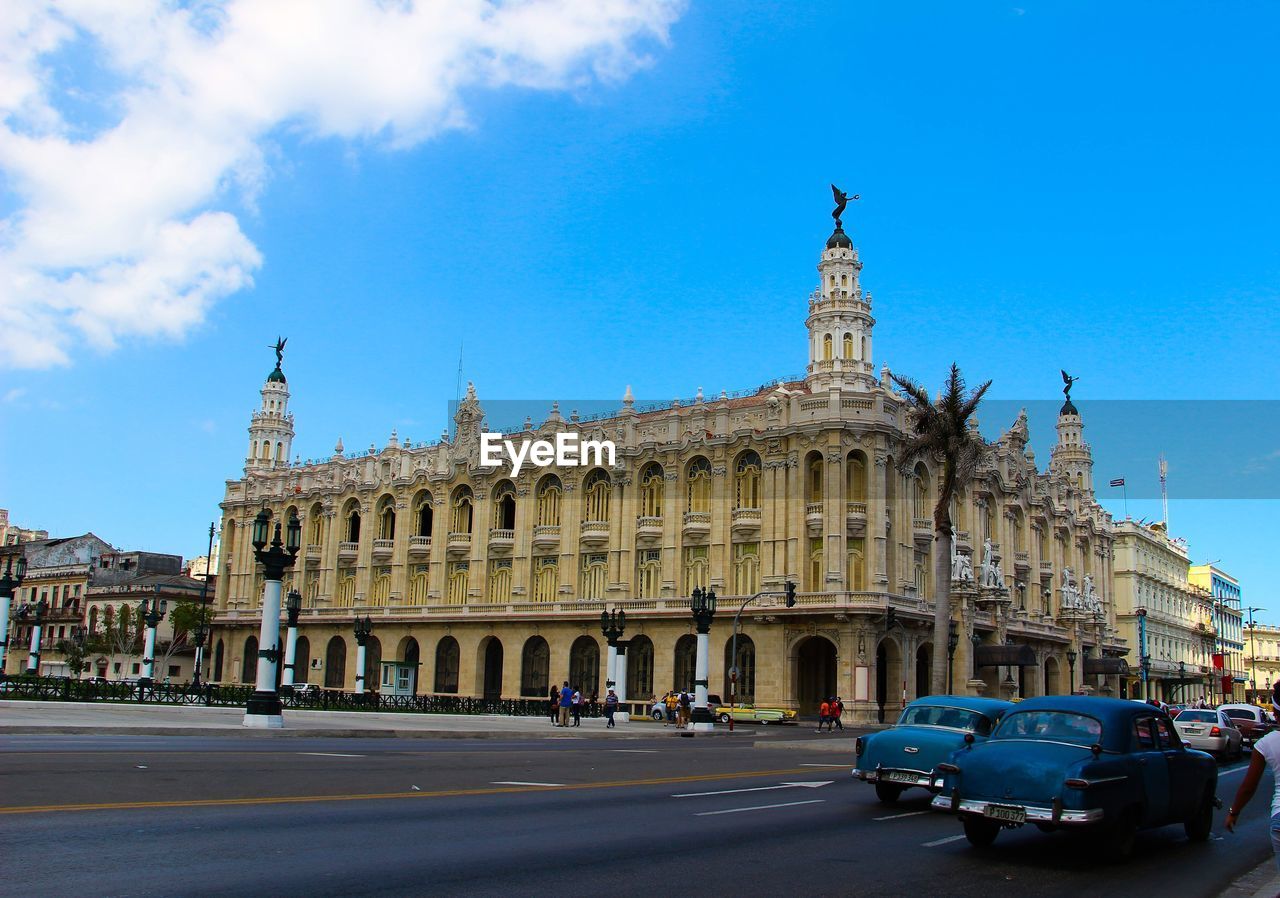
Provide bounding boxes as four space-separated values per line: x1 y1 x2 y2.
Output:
271 336 287 368
830 184 859 228
1060 369 1079 402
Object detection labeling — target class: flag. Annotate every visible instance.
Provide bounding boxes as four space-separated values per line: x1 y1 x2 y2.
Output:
1109 478 1125 487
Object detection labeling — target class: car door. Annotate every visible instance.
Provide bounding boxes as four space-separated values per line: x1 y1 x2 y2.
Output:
1223 712 1243 754
1158 716 1199 822
1134 715 1171 826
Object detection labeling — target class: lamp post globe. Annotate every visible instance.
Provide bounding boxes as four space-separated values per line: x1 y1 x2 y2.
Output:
243 509 301 728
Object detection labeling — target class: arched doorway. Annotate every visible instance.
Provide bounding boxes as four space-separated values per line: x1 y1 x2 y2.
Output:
725 634 756 703
434 636 459 693
364 636 382 693
1044 655 1063 696
294 636 311 686
213 639 224 682
241 635 258 684
478 637 503 700
324 636 346 689
915 644 932 699
673 634 697 692
875 637 903 723
569 635 600 699
796 636 837 714
521 636 550 697
627 635 654 700
402 637 420 694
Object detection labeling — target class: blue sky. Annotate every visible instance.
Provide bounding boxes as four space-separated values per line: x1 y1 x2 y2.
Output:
2 2 1277 612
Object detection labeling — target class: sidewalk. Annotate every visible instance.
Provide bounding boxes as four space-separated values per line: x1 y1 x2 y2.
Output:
1220 858 1280 898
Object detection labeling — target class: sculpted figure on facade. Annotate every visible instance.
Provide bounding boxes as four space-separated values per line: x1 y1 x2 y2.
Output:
951 546 974 583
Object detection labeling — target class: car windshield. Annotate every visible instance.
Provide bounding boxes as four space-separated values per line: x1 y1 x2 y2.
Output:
992 710 1102 745
897 705 991 735
1223 709 1257 721
1178 711 1219 723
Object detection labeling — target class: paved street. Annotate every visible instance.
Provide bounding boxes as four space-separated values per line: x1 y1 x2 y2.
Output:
0 724 1271 897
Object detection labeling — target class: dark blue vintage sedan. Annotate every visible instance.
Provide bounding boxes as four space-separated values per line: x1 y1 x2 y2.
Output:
930 696 1219 858
853 696 1013 803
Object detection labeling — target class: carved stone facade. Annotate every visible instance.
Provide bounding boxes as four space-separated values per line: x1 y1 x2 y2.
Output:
211 214 1126 721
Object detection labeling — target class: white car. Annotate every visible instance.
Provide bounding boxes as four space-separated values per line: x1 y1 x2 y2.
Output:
1173 708 1243 760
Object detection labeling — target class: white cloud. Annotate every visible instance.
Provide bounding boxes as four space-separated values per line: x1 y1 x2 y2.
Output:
0 0 684 368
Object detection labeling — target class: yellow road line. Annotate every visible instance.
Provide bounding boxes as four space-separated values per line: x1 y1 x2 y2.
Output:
0 766 820 816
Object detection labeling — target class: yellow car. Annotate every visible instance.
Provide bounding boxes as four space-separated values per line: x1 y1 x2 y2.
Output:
714 703 798 725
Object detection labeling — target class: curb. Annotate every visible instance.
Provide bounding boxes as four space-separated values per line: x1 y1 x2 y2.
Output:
1218 857 1280 898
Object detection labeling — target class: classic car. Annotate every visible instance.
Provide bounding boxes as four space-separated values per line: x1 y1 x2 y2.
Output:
852 697 1013 803
1219 704 1274 746
930 696 1219 859
714 703 799 725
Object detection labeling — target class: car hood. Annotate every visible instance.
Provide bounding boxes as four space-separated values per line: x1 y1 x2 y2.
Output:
861 726 967 770
951 740 1093 804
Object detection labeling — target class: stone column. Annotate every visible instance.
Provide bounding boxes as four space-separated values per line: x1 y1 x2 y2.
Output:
615 641 631 722
245 577 284 728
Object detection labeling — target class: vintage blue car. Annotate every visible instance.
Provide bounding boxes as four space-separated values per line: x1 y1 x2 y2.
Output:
852 696 1014 803
930 695 1219 858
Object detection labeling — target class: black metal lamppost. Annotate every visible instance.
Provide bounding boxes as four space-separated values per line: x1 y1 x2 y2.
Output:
1139 653 1152 701
726 582 796 731
1066 648 1077 696
353 614 374 696
946 620 959 695
0 554 27 679
601 609 628 714
281 589 303 690
688 586 717 731
243 508 301 728
138 589 168 686
192 522 215 687
1177 660 1186 703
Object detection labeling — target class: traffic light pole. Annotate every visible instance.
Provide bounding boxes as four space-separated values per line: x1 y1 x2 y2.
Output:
727 582 797 732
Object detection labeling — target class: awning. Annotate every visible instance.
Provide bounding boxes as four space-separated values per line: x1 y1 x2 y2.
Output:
1084 657 1130 676
974 644 1039 668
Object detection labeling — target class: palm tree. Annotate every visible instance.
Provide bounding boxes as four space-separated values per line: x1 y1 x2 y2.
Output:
892 363 991 696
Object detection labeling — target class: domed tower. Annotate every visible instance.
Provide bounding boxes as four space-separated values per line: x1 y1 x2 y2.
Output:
245 337 295 474
806 189 875 392
1050 372 1093 494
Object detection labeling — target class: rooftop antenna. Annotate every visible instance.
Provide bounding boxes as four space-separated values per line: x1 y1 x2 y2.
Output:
1158 454 1169 529
453 341 464 437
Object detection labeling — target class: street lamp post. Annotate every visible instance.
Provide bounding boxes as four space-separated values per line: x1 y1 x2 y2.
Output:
1066 649 1077 696
353 615 373 697
192 522 215 688
25 598 48 676
1176 660 1186 703
727 583 797 731
1247 607 1262 703
0 554 27 679
243 508 301 728
281 590 302 689
946 620 959 695
1139 653 1152 701
689 586 717 733
600 609 628 722
138 589 168 686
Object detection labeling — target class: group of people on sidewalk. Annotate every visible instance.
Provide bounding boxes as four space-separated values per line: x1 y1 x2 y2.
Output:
549 682 591 727
653 690 695 729
816 696 844 732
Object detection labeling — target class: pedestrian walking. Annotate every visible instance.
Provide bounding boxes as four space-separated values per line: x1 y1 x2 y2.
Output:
831 696 844 731
678 691 691 729
605 689 619 728
549 685 559 725
1226 725 1280 866
817 698 831 732
571 687 583 727
558 681 573 727
664 690 679 726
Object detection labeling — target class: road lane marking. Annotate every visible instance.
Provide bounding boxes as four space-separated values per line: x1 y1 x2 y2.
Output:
0 766 820 816
801 763 850 768
923 834 967 847
874 810 929 821
695 799 824 817
674 781 832 798
298 752 365 758
491 781 564 787
1219 765 1249 778
612 749 659 753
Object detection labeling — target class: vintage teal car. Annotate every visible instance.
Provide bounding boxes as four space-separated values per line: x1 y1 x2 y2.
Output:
853 696 1013 803
930 695 1220 859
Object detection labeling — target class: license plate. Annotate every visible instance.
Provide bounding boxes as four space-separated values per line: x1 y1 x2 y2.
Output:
984 803 1026 824
883 770 918 784
1184 727 1202 734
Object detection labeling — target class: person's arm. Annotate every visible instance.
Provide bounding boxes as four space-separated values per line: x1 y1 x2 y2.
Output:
1227 749 1268 832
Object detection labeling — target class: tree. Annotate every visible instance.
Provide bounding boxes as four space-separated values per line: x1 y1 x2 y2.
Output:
892 363 991 696
154 600 204 680
55 636 90 677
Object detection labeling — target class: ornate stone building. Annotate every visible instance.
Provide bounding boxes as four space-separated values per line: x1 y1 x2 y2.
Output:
210 209 1127 722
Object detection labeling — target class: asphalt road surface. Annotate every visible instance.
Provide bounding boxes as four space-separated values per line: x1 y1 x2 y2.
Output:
0 732 1270 897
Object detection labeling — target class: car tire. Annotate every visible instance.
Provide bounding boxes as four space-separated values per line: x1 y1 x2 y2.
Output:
651 710 664 721
1101 809 1139 861
718 713 731 723
875 782 904 804
1185 788 1214 843
962 816 1000 849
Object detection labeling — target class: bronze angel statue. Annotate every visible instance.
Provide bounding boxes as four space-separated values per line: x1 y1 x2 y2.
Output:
831 184 859 227
1060 369 1079 400
272 336 287 367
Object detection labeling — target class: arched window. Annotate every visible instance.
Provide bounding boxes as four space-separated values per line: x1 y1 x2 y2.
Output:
913 463 930 520
533 557 558 603
847 451 867 503
686 457 711 513
583 469 610 523
843 332 854 359
520 636 550 697
294 636 311 685
88 606 98 633
213 639 224 682
627 635 654 700
683 546 708 594
807 453 824 503
241 635 258 684
260 442 270 460
409 564 429 603
451 487 474 534
725 635 756 702
346 506 361 542
734 451 760 509
673 634 697 692
640 463 664 517
378 498 395 540
847 537 866 590
488 559 512 603
363 636 382 693
536 476 561 527
733 543 759 595
580 553 607 599
276 442 284 461
808 537 823 591
434 636 460 693
493 481 516 530
822 333 833 361
637 549 662 599
370 567 391 605
415 492 434 536
447 561 469 605
308 503 324 546
568 636 600 697
324 636 346 689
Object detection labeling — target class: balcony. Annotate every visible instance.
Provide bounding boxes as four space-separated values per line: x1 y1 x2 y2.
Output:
407 535 432 558
635 516 663 541
805 502 824 535
337 541 358 563
846 502 868 535
446 531 472 554
488 528 514 551
682 512 711 539
731 508 761 534
1039 560 1053 574
954 529 971 550
580 520 610 546
305 544 321 561
532 525 560 549
912 518 933 544
1014 551 1030 573
371 538 394 561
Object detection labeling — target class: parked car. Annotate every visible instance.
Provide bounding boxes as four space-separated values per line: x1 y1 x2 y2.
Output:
714 703 799 725
292 683 321 696
931 696 1219 859
1219 704 1274 746
1173 708 1242 760
648 693 723 720
853 696 1013 803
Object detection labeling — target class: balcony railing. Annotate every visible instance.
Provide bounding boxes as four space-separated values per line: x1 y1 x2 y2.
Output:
531 525 560 548
371 538 394 560
731 508 761 532
305 544 321 560
488 528 515 550
580 520 610 545
407 535 432 557
446 532 472 553
337 541 358 562
635 516 663 540
682 512 711 537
